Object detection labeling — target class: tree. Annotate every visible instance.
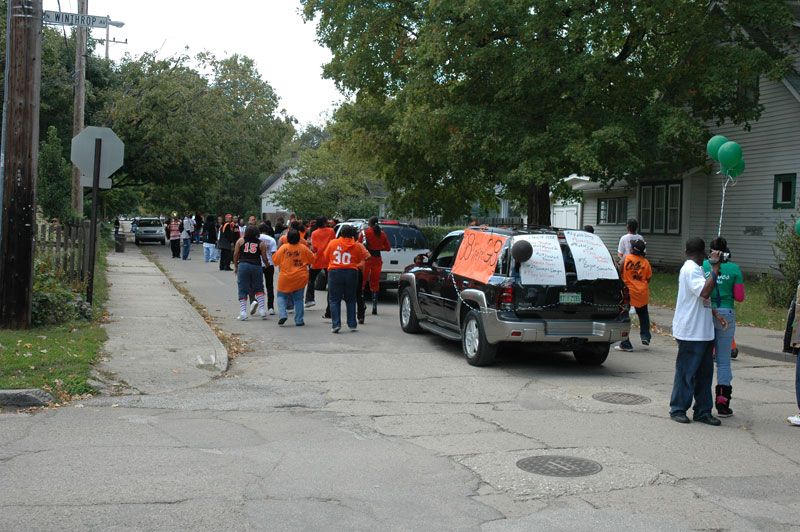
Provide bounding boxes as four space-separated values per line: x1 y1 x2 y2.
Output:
302 0 795 224
270 142 380 219
37 127 74 222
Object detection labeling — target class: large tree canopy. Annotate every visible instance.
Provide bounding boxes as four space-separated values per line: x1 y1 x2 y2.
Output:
302 0 796 223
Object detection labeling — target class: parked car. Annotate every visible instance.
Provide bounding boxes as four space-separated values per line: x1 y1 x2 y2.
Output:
134 217 166 245
397 227 630 366
330 221 430 291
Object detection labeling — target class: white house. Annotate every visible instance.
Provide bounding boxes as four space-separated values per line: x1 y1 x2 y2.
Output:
562 15 800 274
259 166 297 223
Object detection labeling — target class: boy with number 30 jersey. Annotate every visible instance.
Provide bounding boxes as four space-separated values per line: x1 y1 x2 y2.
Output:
323 225 371 333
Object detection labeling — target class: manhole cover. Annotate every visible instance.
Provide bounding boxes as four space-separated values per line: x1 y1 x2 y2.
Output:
516 456 603 477
592 392 651 405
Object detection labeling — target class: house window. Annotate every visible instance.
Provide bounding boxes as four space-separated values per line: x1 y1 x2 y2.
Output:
639 182 682 234
597 197 627 225
773 174 796 209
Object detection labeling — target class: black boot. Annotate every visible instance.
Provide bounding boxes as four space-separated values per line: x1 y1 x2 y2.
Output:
715 384 733 417
371 292 378 315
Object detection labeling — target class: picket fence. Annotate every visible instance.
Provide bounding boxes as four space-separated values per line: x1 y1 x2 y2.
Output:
35 218 100 283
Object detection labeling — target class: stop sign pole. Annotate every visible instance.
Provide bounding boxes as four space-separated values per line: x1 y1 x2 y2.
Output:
86 138 102 304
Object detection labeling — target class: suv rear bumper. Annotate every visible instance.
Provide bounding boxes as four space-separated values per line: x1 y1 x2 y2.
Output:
482 312 630 345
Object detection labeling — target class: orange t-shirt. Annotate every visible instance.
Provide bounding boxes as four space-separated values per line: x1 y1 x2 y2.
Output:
324 237 370 270
621 254 652 308
310 227 336 269
359 227 391 254
272 243 315 292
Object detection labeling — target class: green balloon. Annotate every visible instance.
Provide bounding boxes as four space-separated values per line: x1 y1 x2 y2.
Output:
723 160 746 178
706 135 728 161
795 218 800 237
718 141 743 169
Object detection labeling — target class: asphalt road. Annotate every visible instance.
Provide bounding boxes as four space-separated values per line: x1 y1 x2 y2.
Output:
2 242 799 531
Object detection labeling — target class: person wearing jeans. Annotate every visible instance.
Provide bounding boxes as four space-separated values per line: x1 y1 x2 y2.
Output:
669 237 728 426
323 224 370 333
271 229 315 326
702 236 745 418
202 214 217 262
181 212 195 260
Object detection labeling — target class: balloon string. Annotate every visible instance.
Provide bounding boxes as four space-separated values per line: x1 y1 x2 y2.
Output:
717 171 736 236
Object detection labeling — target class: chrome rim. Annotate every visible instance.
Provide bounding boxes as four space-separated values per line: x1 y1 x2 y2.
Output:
464 319 479 358
401 294 412 326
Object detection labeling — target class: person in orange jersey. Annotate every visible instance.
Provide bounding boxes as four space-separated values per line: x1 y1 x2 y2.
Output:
359 216 391 315
615 239 652 352
307 216 335 311
271 229 316 326
325 224 371 333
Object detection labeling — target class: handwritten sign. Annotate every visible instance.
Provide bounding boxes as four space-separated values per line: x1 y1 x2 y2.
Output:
563 230 619 280
517 234 568 286
451 229 508 284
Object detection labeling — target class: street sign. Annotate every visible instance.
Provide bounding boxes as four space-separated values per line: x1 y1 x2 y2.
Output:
71 126 124 180
43 11 109 28
79 175 112 190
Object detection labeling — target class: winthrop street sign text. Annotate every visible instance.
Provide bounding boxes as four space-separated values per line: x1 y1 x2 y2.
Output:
43 10 109 28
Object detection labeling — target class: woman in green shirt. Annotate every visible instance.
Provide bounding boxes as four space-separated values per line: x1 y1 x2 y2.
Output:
702 236 745 417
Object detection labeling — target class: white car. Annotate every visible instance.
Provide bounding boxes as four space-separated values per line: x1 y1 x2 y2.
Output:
333 221 429 290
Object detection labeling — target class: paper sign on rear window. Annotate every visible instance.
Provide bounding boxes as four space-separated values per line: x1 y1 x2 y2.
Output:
517 234 567 286
563 230 619 280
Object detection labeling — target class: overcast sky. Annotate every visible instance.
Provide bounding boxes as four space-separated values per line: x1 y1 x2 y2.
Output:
42 0 343 127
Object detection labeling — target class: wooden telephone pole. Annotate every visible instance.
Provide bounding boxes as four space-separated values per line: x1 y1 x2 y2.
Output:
0 0 43 329
70 0 88 213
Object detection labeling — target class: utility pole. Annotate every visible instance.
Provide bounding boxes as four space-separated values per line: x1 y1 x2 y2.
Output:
0 0 43 329
71 0 88 213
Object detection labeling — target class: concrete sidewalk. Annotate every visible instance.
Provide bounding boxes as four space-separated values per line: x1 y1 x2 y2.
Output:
97 249 228 394
644 305 796 363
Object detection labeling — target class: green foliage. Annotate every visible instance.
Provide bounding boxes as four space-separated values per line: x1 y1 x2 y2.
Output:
270 142 381 219
38 126 75 222
417 226 466 249
303 0 795 222
31 255 85 327
764 214 800 307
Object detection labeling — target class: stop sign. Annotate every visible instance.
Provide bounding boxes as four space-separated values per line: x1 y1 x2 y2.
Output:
70 126 124 179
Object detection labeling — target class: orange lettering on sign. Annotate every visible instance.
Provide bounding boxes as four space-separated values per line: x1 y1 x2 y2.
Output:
451 229 508 284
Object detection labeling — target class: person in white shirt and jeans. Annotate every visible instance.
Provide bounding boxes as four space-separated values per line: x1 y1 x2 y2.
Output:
669 237 728 425
181 212 195 260
617 218 644 267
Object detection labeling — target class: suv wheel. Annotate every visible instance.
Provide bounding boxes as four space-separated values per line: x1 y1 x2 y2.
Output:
135 238 140 246
461 310 497 366
573 343 610 366
399 287 422 333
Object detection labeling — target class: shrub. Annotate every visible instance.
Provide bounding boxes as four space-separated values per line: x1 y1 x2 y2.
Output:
764 214 800 307
31 255 90 327
418 226 466 248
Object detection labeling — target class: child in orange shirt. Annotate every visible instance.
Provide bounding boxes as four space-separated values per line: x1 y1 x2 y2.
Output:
616 239 652 352
271 229 316 326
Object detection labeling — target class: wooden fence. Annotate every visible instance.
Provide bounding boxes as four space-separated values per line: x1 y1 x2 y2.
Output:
35 219 100 283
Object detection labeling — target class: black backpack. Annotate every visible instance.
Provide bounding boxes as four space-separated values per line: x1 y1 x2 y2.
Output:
178 220 184 233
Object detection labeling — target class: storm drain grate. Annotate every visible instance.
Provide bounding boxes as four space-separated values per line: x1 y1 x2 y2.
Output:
592 392 651 405
516 455 603 477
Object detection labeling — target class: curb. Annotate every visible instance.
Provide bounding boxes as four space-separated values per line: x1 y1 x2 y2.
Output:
651 322 796 365
0 388 53 407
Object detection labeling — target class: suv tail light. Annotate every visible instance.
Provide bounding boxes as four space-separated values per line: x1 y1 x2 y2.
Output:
497 283 515 310
620 283 630 311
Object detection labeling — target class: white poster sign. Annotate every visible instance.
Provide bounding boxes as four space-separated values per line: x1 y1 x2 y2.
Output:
519 234 567 286
563 230 619 280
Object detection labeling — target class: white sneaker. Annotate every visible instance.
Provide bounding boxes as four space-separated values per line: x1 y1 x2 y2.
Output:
259 309 267 320
249 300 258 315
237 312 248 321
787 413 800 426
305 301 316 308
288 308 294 314
268 308 275 315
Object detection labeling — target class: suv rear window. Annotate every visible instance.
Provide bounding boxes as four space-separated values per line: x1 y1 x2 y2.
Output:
382 226 427 249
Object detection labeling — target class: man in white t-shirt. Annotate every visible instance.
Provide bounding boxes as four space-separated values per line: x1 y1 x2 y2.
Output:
181 212 196 260
617 219 644 267
669 237 728 425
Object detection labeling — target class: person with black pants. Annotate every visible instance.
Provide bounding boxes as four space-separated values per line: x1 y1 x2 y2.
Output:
219 214 235 271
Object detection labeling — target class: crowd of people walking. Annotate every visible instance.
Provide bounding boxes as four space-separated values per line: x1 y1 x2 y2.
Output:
162 213 390 333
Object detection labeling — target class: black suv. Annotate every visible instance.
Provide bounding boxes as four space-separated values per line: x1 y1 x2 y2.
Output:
397 227 630 366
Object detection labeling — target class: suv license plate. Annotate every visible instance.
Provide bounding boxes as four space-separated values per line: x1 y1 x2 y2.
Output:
559 292 581 304
386 273 400 282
